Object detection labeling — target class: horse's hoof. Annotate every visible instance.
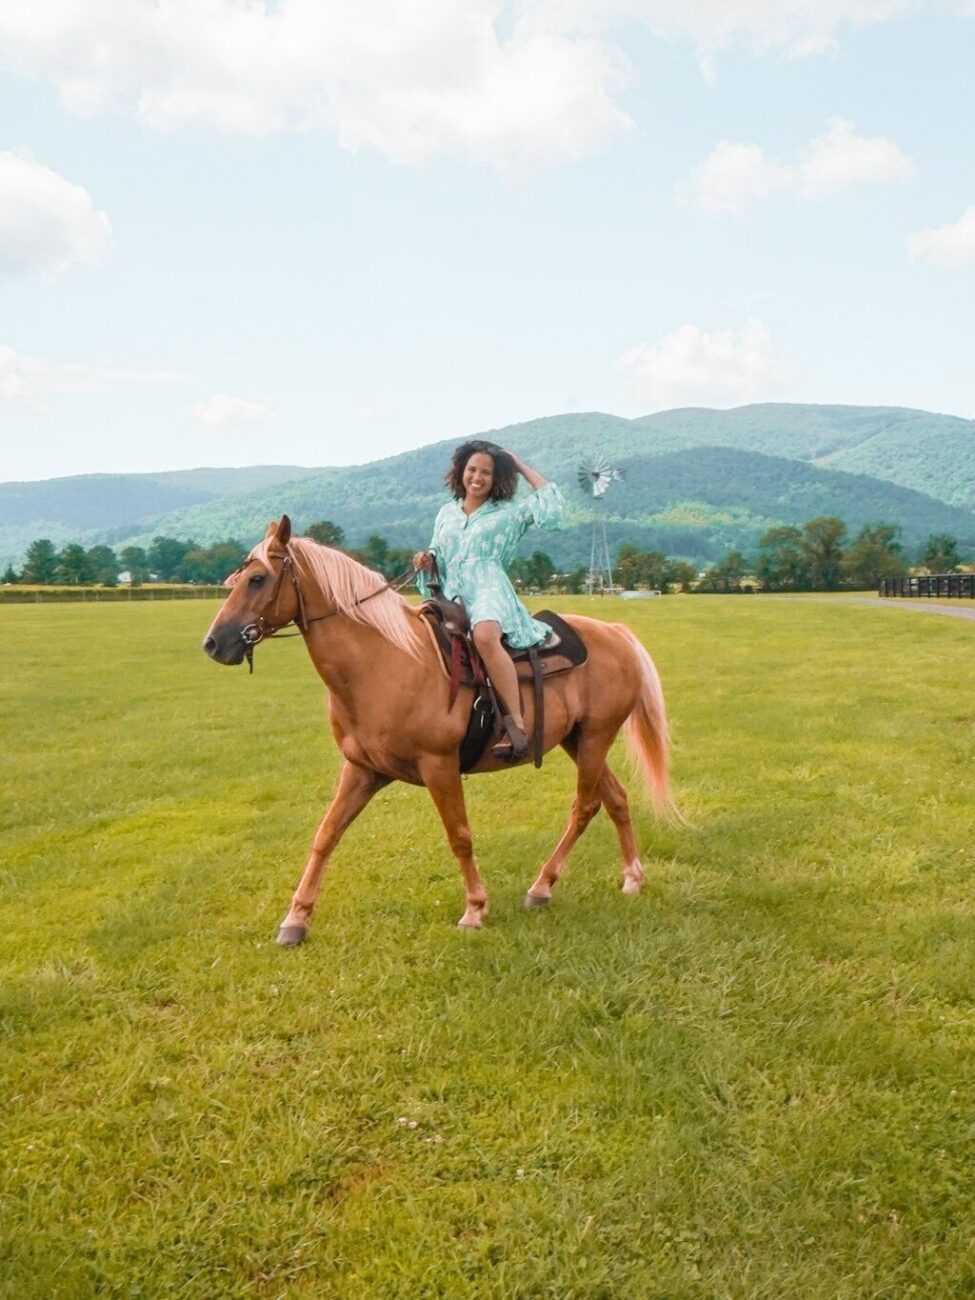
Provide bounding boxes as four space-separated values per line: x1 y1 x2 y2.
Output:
457 920 482 930
276 924 307 946
524 892 550 909
621 877 643 896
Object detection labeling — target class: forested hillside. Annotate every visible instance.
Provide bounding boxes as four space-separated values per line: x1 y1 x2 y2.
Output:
613 446 975 550
4 403 973 567
816 412 975 509
0 465 322 567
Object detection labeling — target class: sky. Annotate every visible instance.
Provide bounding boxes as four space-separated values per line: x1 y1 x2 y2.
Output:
1 0 974 483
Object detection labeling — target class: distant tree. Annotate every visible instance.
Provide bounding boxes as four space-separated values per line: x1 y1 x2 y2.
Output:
305 520 345 548
207 541 247 583
698 550 747 593
22 538 58 584
120 545 149 587
508 556 529 590
664 559 698 592
385 547 415 580
921 533 961 573
177 548 210 584
615 543 669 591
353 535 410 582
562 567 587 595
842 523 906 588
801 516 847 590
177 540 246 584
525 551 555 591
57 543 96 585
86 544 119 586
2 563 19 584
755 525 809 591
148 536 191 581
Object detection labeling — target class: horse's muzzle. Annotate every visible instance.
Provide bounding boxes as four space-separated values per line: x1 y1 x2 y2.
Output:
202 628 247 665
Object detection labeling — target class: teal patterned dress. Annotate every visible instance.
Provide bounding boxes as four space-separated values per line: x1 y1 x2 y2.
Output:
417 482 566 649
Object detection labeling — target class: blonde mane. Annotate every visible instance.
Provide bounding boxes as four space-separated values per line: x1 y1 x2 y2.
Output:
250 536 422 659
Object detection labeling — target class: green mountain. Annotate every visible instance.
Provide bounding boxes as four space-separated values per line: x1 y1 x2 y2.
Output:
4 404 974 568
601 445 975 562
814 412 975 509
0 465 321 567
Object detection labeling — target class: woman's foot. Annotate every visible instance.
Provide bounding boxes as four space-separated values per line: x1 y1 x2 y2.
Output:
492 715 529 761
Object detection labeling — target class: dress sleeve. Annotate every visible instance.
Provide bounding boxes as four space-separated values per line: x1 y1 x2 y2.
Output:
415 505 448 598
515 481 565 533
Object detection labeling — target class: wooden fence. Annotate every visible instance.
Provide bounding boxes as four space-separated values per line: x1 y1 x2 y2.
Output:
879 574 975 599
0 585 229 605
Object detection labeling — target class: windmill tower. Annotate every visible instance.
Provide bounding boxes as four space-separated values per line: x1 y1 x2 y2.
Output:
577 454 625 595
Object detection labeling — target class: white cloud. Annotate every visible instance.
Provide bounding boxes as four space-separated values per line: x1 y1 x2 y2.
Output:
0 150 111 275
0 1 940 173
616 320 791 409
0 342 170 408
184 394 272 429
602 0 919 66
680 118 914 214
679 141 790 215
0 1 630 176
907 205 975 269
796 117 915 195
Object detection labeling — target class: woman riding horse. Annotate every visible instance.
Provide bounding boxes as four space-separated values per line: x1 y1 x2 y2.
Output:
413 441 564 760
203 506 672 939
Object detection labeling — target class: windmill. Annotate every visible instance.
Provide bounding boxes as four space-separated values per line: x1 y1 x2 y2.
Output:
577 454 625 595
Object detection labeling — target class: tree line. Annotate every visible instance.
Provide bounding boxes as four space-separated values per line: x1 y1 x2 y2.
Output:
4 523 432 588
699 519 968 593
5 537 249 587
5 515 969 592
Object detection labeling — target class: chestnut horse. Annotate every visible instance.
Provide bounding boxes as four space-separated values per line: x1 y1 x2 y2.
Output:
203 516 673 943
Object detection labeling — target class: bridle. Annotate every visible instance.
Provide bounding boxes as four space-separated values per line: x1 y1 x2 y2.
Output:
225 545 417 672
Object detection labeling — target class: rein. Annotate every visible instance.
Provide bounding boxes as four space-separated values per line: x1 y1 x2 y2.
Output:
229 548 417 673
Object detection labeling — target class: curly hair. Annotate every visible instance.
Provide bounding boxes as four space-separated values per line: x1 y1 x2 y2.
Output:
445 440 517 502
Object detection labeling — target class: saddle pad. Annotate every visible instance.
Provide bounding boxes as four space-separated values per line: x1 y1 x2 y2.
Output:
422 608 588 684
516 610 588 677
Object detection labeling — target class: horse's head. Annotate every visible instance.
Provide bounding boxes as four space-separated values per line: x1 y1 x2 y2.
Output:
202 515 300 666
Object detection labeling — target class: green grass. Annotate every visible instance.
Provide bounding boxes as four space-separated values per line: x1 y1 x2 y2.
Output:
2 597 974 1298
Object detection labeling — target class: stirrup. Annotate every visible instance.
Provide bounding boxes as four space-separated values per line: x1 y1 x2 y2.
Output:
492 715 529 762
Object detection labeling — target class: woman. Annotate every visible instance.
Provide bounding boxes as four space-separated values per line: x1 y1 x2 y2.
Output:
413 440 565 760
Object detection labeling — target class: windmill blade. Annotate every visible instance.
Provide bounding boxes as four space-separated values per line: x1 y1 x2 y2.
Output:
577 454 615 498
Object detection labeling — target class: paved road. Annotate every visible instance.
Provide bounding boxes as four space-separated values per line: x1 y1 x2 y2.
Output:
843 598 975 623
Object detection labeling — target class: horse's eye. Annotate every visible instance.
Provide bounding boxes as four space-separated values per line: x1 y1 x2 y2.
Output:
248 573 267 588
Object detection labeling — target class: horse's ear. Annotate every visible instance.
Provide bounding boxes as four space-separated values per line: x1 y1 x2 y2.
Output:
264 520 276 539
278 514 292 546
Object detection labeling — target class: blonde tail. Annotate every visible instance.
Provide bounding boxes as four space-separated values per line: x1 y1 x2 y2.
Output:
621 627 677 820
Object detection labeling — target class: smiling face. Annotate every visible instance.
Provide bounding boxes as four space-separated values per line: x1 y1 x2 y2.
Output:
462 451 495 506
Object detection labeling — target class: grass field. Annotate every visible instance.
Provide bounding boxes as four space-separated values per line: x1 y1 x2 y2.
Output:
3 596 974 1298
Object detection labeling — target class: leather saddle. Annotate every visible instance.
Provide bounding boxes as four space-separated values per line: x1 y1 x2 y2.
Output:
419 592 588 771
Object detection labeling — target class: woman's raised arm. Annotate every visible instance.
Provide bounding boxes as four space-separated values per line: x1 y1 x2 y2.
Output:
508 452 547 491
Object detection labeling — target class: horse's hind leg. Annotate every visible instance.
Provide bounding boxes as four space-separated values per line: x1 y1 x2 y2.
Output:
277 761 391 946
525 733 610 907
597 763 645 896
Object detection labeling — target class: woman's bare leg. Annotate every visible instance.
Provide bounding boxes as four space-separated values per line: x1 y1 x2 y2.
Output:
471 621 524 729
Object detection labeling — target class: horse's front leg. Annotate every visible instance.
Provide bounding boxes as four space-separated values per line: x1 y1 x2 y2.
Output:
419 755 487 929
277 761 391 946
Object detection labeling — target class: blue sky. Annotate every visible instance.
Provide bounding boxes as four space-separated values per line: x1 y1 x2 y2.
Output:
1 1 973 482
